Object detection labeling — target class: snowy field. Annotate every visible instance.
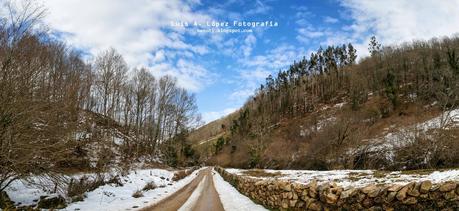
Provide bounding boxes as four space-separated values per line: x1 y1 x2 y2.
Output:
226 168 459 188
5 167 203 211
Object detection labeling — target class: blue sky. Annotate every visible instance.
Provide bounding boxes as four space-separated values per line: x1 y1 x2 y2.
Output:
39 0 459 123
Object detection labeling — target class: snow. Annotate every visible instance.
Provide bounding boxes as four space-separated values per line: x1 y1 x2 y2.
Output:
427 170 459 182
380 109 459 143
65 168 201 211
5 168 202 211
226 168 459 188
6 174 89 207
75 132 91 140
334 102 346 108
213 170 268 211
357 108 459 161
198 133 224 145
317 116 336 130
6 179 50 206
418 109 459 130
177 175 207 211
113 137 124 145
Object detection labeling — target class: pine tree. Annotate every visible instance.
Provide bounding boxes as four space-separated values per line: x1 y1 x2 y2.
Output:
347 43 357 65
368 36 382 57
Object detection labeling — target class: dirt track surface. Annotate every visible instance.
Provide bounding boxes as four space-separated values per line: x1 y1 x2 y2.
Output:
142 168 224 211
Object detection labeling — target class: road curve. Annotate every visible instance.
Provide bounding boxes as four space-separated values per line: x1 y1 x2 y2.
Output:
141 167 224 211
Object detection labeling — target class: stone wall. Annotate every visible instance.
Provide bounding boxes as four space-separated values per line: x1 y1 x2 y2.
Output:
215 167 459 210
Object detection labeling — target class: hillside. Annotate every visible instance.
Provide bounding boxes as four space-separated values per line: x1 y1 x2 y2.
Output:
190 36 459 171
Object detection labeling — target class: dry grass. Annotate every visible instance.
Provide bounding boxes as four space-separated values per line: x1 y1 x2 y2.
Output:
241 169 283 177
172 170 188 181
373 171 389 178
400 169 443 175
67 176 106 198
347 172 371 181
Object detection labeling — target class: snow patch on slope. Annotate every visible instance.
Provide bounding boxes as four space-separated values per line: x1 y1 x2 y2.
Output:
357 108 459 162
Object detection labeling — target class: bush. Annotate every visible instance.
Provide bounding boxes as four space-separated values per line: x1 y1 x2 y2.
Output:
352 148 390 170
70 194 85 203
0 191 14 209
231 145 237 153
248 146 261 168
142 181 157 191
37 195 67 209
392 128 459 170
360 106 381 125
214 137 225 154
67 174 121 198
132 190 143 198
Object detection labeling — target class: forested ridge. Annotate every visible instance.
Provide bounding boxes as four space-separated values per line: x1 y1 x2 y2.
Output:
231 36 458 135
195 35 459 170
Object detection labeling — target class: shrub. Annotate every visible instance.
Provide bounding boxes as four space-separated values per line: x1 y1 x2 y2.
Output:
67 175 105 198
214 137 225 154
70 194 85 203
231 145 237 153
142 181 157 191
132 190 143 198
248 146 261 168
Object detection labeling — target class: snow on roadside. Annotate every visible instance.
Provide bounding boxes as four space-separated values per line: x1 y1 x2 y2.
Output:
212 170 268 211
226 168 459 188
6 173 111 207
5 168 203 211
177 175 206 211
65 168 203 211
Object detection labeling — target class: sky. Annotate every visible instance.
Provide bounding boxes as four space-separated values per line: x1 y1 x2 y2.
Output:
35 0 459 123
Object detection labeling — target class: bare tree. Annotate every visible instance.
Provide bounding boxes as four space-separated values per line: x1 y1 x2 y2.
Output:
94 48 127 118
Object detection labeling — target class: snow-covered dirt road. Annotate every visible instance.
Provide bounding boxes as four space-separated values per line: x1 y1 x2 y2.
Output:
143 167 266 211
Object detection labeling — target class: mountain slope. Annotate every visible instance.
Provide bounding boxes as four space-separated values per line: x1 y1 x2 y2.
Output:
190 36 459 170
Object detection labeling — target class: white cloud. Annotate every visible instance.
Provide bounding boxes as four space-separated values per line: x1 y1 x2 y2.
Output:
294 6 314 26
241 34 257 57
294 0 459 59
341 0 459 47
229 44 306 103
229 88 255 101
41 0 214 91
150 59 216 92
323 16 339 24
202 107 237 123
297 27 326 43
246 0 272 15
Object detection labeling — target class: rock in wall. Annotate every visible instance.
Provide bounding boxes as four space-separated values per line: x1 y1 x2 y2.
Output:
215 166 459 210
